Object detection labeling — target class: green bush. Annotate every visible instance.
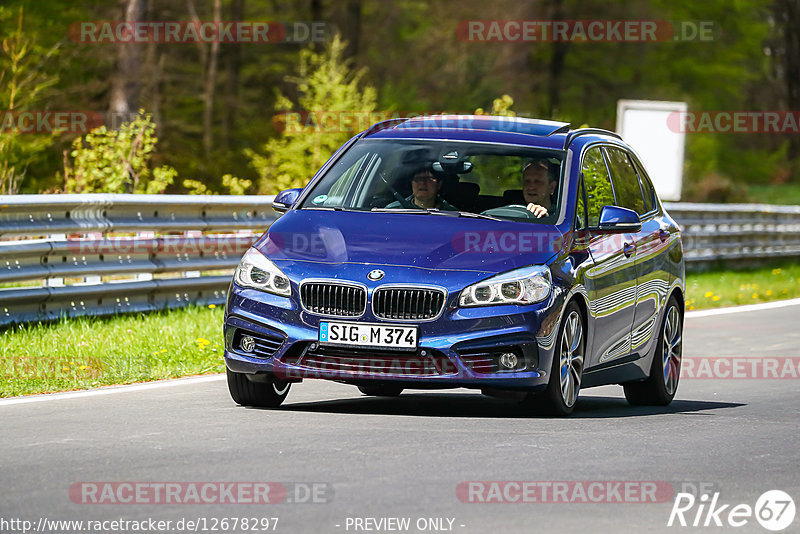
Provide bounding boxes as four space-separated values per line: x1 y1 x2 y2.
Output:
63 110 176 194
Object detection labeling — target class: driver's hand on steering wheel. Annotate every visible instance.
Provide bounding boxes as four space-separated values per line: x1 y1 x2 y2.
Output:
526 203 548 218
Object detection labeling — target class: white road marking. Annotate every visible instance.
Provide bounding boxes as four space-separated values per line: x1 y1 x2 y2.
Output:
686 297 800 318
4 299 800 405
0 374 225 407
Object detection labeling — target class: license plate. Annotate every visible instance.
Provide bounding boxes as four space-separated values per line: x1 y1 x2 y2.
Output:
319 321 418 350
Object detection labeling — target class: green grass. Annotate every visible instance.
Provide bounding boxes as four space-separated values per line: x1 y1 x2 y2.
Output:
746 184 800 205
686 260 800 310
0 305 225 397
2 260 800 397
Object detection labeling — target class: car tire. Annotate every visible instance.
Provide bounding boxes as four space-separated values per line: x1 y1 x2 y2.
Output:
623 295 683 406
520 301 585 416
357 385 404 397
226 368 290 408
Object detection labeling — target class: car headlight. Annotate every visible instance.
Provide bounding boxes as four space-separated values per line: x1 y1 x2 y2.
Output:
459 265 551 307
234 247 291 296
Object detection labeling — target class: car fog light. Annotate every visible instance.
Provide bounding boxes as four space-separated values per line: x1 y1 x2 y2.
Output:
499 352 518 369
240 335 255 353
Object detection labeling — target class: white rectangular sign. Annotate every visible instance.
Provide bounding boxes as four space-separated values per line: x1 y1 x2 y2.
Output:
616 99 687 201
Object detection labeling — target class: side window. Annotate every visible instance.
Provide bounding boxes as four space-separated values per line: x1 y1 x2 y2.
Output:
581 147 614 227
575 175 587 230
605 147 645 215
324 153 370 206
633 159 657 213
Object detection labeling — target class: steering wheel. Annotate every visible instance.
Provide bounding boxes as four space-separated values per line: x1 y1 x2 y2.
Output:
481 204 537 219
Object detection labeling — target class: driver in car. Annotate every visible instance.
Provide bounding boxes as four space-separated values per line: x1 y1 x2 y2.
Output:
521 159 557 218
386 165 458 210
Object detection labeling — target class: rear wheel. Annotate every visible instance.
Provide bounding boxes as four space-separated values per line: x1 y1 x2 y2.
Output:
624 296 682 406
226 368 290 408
357 384 404 397
520 301 585 416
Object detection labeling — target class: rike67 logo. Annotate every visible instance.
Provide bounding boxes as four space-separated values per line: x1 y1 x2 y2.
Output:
668 490 796 531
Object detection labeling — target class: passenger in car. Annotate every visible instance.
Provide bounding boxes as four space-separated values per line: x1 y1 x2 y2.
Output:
385 165 458 210
521 159 557 218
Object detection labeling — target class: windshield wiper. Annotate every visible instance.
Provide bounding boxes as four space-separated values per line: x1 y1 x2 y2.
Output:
371 207 428 213
455 210 502 221
371 207 501 221
302 206 367 212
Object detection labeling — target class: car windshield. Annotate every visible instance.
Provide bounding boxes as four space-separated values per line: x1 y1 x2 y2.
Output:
299 139 565 223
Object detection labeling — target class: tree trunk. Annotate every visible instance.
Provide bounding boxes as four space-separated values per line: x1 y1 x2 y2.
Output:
546 0 567 118
222 0 244 148
109 0 146 120
776 0 800 167
343 0 361 59
311 0 324 51
203 0 222 156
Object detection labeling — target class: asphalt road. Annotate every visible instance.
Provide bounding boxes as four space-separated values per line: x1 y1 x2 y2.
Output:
2 302 799 534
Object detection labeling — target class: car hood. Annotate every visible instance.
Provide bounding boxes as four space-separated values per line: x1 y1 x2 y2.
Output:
255 209 562 275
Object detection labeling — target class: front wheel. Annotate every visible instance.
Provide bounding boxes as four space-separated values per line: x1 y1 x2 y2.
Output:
227 368 290 408
623 296 683 406
520 301 585 416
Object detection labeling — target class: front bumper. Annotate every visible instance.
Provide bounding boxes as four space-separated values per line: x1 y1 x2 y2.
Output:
223 283 563 391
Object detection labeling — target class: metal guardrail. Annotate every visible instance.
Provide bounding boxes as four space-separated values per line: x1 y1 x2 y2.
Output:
1 195 798 326
0 194 277 326
663 202 800 264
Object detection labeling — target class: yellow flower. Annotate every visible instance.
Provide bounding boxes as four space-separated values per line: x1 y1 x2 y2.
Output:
712 296 720 301
752 293 759 299
704 291 713 298
160 349 167 354
688 305 695 310
772 268 782 275
766 290 773 296
208 304 216 309
738 293 744 299
80 365 88 370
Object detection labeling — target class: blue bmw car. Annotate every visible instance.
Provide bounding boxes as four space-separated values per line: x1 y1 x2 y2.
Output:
224 115 685 415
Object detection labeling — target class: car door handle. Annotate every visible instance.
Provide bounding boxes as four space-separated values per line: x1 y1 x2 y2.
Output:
659 229 670 242
623 242 635 257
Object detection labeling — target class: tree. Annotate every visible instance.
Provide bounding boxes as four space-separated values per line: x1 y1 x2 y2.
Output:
0 6 58 194
245 35 377 193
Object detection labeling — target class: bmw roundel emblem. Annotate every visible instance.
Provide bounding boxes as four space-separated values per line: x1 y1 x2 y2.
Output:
367 269 385 281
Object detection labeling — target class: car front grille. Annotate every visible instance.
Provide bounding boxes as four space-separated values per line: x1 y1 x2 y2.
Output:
281 345 456 377
300 282 367 317
372 287 446 320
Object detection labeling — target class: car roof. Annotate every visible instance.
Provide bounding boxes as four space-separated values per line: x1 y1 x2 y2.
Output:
363 114 622 150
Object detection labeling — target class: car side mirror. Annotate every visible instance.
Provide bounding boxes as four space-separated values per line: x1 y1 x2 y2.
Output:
598 205 642 232
272 188 303 213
